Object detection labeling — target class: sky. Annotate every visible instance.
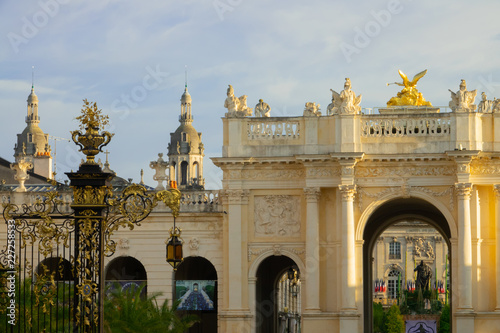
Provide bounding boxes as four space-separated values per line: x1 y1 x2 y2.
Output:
1 0 500 189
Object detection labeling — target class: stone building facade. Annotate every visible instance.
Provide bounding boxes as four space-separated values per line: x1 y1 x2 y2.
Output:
2 80 500 333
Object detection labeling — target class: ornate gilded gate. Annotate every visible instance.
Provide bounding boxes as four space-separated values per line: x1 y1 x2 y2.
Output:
0 101 181 332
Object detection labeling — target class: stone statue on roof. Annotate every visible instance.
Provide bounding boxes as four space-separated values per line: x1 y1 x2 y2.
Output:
449 79 477 112
328 78 362 115
255 99 271 117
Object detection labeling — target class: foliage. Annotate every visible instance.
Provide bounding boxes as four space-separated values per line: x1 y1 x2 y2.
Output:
104 283 198 333
0 276 73 332
438 304 451 333
373 302 386 333
385 304 405 333
76 99 109 130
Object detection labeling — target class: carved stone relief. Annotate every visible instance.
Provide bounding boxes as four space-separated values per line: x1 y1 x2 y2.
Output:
412 237 435 259
254 195 301 237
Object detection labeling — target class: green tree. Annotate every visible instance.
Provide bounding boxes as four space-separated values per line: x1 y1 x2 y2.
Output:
385 304 405 333
104 284 198 333
373 302 386 333
438 304 451 333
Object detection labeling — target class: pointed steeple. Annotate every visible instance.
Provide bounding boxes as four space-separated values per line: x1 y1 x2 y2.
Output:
180 67 192 123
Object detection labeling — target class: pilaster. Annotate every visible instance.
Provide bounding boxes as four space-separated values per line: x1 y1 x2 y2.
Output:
455 182 473 312
303 187 321 312
339 184 357 312
494 185 500 312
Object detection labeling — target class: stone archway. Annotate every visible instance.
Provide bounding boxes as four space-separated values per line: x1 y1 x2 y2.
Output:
362 197 452 333
105 256 148 296
175 256 218 333
254 255 301 333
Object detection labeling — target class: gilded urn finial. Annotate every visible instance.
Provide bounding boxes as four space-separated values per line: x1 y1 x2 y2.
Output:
71 99 114 165
387 69 432 107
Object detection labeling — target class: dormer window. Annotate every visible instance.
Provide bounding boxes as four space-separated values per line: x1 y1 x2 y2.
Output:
182 133 187 142
28 134 33 142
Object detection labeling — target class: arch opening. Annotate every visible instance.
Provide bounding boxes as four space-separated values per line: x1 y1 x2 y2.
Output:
175 256 218 333
255 255 301 333
105 256 147 297
363 198 452 333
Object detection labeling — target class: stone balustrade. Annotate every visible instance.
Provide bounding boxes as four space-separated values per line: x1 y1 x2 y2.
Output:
247 118 300 140
360 115 451 138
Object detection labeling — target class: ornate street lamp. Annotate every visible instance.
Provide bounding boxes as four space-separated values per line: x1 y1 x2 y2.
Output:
165 181 183 270
166 226 183 270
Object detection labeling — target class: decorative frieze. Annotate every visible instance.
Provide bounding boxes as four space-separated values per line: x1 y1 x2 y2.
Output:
356 165 455 178
254 195 301 237
360 117 451 138
471 160 500 175
306 167 340 178
357 186 454 211
240 169 304 180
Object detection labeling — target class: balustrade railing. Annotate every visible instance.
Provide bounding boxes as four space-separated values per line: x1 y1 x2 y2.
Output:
361 116 451 138
247 119 300 140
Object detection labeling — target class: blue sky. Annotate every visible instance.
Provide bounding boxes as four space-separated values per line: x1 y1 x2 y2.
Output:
1 0 500 189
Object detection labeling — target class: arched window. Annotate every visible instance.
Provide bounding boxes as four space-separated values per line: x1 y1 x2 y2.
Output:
181 161 188 185
387 269 401 299
193 162 199 179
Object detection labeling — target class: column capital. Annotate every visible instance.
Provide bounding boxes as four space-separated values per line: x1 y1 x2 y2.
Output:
339 184 356 201
220 189 250 204
494 184 500 198
455 183 472 199
303 187 321 202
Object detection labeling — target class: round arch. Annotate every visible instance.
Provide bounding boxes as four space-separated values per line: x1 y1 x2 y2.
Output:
356 191 457 241
36 257 73 281
361 197 453 333
105 256 147 296
248 249 306 280
175 256 218 333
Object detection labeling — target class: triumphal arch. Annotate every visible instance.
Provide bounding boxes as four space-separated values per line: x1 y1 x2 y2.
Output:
213 74 500 332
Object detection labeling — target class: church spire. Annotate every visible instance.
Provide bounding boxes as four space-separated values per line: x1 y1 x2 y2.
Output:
180 67 192 124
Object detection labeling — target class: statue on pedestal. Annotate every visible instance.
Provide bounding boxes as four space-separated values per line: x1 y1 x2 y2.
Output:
255 99 271 117
414 260 433 291
387 70 432 107
303 102 321 117
449 79 477 112
477 92 493 113
328 78 362 115
224 85 252 117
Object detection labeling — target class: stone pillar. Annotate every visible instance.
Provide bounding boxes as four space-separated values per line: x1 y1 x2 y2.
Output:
304 187 321 312
494 185 500 311
339 184 357 311
224 189 249 310
456 183 473 311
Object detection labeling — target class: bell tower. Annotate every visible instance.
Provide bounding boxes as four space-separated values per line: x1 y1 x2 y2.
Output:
167 84 205 190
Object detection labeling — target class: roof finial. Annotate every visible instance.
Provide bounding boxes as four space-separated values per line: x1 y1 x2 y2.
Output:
185 65 188 89
32 66 35 89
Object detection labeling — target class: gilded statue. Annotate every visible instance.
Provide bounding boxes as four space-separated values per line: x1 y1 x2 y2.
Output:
386 70 432 107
